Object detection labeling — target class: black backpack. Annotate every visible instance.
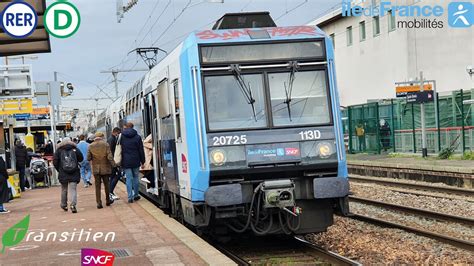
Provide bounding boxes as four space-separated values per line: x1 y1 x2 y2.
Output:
60 149 78 174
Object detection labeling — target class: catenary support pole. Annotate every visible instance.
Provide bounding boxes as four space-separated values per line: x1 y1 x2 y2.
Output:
420 71 427 157
460 89 465 153
433 81 441 152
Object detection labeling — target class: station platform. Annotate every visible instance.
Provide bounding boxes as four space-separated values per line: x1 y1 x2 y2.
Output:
0 183 235 265
347 154 474 188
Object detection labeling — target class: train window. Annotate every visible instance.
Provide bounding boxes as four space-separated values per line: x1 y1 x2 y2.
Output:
158 79 170 118
201 41 324 64
173 79 182 140
173 79 179 114
268 70 331 126
204 74 266 131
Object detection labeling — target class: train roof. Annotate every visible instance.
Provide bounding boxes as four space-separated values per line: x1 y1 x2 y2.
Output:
191 25 326 44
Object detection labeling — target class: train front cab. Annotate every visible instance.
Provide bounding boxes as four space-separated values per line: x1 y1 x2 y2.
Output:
176 25 350 235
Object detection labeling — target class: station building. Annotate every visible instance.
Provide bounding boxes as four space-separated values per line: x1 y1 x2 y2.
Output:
310 0 473 107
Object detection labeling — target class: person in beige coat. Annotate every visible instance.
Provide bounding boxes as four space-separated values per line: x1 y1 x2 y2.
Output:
87 132 116 208
140 134 156 194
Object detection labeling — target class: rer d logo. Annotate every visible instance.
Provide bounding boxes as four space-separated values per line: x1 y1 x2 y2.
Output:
81 248 115 266
448 2 473 28
0 0 80 39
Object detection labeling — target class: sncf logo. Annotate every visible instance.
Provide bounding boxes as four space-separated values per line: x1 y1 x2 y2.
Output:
285 148 300 156
81 248 115 266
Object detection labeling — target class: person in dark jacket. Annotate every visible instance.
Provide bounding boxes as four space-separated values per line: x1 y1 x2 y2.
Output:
53 137 83 213
14 140 29 191
107 127 121 200
121 122 145 203
44 140 54 156
0 156 11 214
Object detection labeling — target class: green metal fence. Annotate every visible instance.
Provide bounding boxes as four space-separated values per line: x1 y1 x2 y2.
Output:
343 89 473 155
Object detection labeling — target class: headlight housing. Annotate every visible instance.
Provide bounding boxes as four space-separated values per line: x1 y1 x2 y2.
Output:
210 149 226 166
316 142 333 158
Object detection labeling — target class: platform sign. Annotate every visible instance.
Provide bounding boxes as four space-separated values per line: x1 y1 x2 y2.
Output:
0 0 51 57
396 84 432 97
406 91 434 104
0 98 33 115
32 107 50 115
14 113 31 120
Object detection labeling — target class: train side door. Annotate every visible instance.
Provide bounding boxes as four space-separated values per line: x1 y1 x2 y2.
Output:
157 79 179 195
148 93 161 193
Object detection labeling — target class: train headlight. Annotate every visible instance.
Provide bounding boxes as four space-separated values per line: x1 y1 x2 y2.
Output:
317 142 333 158
210 149 226 166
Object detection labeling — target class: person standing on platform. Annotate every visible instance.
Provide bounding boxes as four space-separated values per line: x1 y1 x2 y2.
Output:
87 132 115 209
0 156 11 214
120 122 145 203
77 135 92 187
53 137 83 214
140 134 157 194
107 127 121 200
44 140 54 156
14 140 29 191
355 122 366 152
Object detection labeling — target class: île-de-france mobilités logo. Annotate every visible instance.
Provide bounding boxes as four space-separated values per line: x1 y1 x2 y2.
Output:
1 215 30 254
1 0 81 39
448 2 474 28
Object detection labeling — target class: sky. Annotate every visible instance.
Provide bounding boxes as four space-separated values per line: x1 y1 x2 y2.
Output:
18 0 339 111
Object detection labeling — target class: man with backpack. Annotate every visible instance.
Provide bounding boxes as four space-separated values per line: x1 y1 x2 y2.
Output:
87 132 116 209
53 137 83 213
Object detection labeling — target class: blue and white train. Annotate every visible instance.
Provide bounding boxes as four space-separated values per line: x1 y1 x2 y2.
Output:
100 12 349 235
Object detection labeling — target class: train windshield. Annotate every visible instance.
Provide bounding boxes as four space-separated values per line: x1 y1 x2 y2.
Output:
268 70 330 126
204 74 267 131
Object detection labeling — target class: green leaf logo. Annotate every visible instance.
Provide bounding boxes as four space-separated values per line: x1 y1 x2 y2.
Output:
1 214 30 254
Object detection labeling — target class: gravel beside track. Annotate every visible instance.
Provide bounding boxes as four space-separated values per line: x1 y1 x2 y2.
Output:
307 217 474 264
350 182 474 218
350 175 474 199
350 202 474 241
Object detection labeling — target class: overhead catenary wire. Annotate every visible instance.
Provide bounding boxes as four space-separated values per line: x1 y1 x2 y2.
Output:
240 0 253 11
151 0 193 46
136 0 172 47
274 0 309 21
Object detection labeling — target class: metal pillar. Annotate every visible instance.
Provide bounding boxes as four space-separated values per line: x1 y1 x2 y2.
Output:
460 89 466 153
375 103 381 154
8 123 15 169
48 83 58 186
419 72 428 157
390 99 396 152
348 106 353 154
112 71 119 100
411 103 416 153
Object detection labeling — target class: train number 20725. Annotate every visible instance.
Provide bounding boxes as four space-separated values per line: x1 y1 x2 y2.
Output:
212 135 248 146
299 130 322 140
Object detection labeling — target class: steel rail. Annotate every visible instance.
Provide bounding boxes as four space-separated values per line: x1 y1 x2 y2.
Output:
211 243 250 266
349 196 474 226
350 176 474 197
349 214 474 252
294 236 362 266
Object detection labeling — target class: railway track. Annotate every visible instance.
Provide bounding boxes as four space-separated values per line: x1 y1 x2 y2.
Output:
350 176 474 198
348 196 474 252
212 235 361 265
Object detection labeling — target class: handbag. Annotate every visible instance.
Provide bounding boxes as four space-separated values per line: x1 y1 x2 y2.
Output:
114 134 122 166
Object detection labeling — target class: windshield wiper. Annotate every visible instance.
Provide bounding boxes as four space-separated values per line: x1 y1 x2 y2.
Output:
283 61 299 121
230 64 258 122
